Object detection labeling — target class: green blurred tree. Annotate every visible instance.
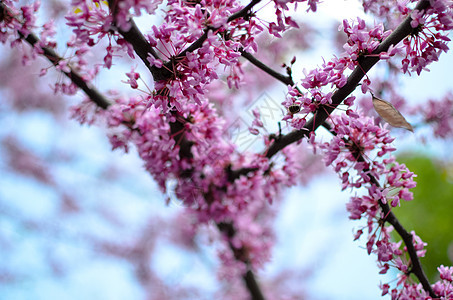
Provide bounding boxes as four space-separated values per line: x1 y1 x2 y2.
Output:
393 153 453 281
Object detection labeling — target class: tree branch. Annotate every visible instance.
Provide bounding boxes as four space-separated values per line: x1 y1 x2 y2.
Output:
0 2 112 109
238 0 435 296
4 3 266 297
175 0 262 60
5 0 436 297
106 0 263 83
25 34 112 109
217 222 265 300
348 143 436 297
107 0 171 81
265 0 430 159
383 206 434 295
105 2 267 298
240 49 295 86
243 269 266 300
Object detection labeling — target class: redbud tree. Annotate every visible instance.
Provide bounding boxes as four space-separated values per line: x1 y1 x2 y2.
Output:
1 0 453 298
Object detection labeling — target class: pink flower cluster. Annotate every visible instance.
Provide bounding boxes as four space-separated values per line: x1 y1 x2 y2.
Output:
401 1 453 74
315 111 447 297
320 112 415 207
283 2 453 130
419 93 453 138
268 0 320 38
317 107 453 297
142 0 250 106
62 0 317 275
387 263 453 299
109 0 162 31
378 263 453 299
0 1 58 64
362 0 414 24
70 92 296 272
0 0 39 39
0 0 112 94
61 0 321 115
282 18 402 129
65 1 121 71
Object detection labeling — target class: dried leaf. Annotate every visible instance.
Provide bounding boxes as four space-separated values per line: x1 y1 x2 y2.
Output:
372 95 414 132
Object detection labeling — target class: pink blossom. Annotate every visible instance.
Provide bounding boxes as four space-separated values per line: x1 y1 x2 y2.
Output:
147 55 163 68
125 67 140 89
438 265 453 282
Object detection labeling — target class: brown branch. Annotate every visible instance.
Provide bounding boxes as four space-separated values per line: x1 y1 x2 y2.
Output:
228 0 262 23
107 0 434 296
24 34 112 109
0 2 112 109
106 1 195 158
107 0 263 82
347 142 435 297
217 222 265 300
175 0 262 60
105 1 267 298
3 2 266 298
7 0 436 297
383 206 434 295
190 0 433 296
107 0 171 81
238 0 435 295
228 166 260 182
243 269 265 300
265 0 431 159
240 49 295 86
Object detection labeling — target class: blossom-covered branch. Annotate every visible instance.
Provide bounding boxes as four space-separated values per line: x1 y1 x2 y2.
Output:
105 1 276 298
0 2 111 109
175 0 264 56
2 0 453 299
106 0 263 81
239 0 449 297
347 138 434 297
266 0 431 158
3 3 267 298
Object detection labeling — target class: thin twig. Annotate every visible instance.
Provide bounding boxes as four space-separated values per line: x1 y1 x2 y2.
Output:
240 49 295 86
349 145 435 297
